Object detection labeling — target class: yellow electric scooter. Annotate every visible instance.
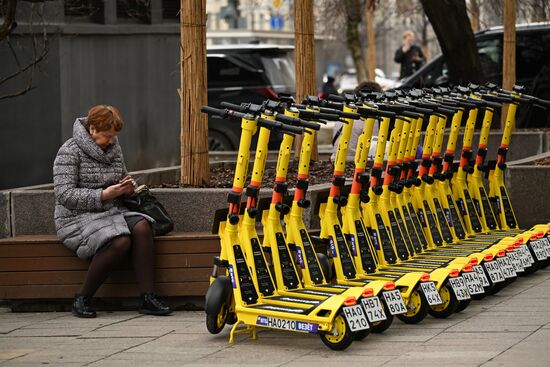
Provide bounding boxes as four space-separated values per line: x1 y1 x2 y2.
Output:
202 106 364 350
351 100 471 319
318 95 442 324
293 97 404 333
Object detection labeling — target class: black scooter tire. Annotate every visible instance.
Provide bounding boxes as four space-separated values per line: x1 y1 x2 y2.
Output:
428 282 458 319
370 314 394 333
319 310 355 350
370 299 394 333
396 287 429 325
353 328 370 341
455 299 471 313
206 302 229 334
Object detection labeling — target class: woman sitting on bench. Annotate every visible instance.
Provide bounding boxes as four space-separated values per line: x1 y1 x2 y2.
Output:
53 105 172 318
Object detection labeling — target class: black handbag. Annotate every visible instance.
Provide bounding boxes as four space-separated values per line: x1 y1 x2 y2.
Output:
123 187 174 236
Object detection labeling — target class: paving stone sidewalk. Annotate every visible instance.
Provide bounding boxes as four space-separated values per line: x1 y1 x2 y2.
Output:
1 268 549 367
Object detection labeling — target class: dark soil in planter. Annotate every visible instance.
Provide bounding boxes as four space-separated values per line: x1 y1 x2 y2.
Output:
534 158 550 166
158 160 358 189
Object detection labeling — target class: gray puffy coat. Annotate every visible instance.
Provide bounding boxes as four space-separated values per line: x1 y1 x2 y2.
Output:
53 118 133 260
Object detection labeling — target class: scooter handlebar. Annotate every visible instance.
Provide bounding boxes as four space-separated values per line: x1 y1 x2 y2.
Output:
201 106 248 120
292 103 343 124
482 94 513 104
377 104 422 118
327 94 345 102
316 112 340 121
220 101 246 112
275 113 321 130
356 106 396 119
532 97 550 109
257 117 304 134
441 97 477 109
477 96 502 109
437 106 458 115
201 105 228 116
400 110 422 119
295 104 354 121
408 105 433 115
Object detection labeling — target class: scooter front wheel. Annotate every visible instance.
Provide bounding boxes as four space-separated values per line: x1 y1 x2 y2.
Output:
319 310 355 350
396 287 429 324
206 301 229 334
428 281 458 319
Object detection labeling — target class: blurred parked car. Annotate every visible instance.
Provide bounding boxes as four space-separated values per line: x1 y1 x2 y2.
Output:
206 44 295 150
336 68 400 94
400 23 550 128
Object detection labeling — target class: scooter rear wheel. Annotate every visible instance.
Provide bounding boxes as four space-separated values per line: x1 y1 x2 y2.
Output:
428 282 458 319
353 328 370 341
319 311 355 350
370 300 394 333
455 299 471 313
396 287 429 324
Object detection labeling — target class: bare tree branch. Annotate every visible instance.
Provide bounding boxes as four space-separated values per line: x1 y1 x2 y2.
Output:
0 0 18 40
0 1 49 100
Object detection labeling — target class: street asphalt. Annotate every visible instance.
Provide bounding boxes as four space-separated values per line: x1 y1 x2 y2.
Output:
1 267 550 367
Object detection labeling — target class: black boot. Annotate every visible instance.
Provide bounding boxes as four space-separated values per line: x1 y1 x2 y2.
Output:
139 293 173 316
72 294 96 318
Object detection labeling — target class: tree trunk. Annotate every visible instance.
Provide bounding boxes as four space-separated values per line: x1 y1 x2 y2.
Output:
421 13 430 61
179 0 209 185
420 0 483 84
294 0 318 160
468 0 480 33
501 0 516 129
344 0 366 83
365 0 376 81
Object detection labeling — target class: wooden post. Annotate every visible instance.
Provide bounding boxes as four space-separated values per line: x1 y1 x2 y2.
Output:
365 0 376 80
501 0 516 130
179 0 210 185
294 0 318 161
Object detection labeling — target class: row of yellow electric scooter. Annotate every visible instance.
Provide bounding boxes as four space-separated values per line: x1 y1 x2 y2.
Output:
201 83 550 350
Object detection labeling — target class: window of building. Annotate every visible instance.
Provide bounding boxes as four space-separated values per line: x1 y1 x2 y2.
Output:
116 0 151 23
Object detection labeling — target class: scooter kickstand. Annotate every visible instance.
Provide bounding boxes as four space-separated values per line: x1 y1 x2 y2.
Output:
229 321 257 344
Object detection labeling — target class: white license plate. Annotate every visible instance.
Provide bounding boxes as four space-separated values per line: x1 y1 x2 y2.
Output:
382 290 407 315
508 251 525 273
448 276 471 300
462 271 485 295
531 240 548 261
343 304 370 332
543 238 550 257
484 260 505 283
518 248 531 268
361 296 387 322
472 265 490 287
520 245 535 265
497 257 516 278
420 281 443 306
542 238 550 257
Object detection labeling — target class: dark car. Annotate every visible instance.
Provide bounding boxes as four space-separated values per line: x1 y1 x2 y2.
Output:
206 44 295 150
400 23 550 127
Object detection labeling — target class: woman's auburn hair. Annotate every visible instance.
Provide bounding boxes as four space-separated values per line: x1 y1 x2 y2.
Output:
87 105 124 132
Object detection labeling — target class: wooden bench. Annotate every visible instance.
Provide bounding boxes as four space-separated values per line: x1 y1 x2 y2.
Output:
0 232 219 301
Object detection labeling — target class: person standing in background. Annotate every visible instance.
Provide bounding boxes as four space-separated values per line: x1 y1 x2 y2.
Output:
394 31 425 80
321 76 339 98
